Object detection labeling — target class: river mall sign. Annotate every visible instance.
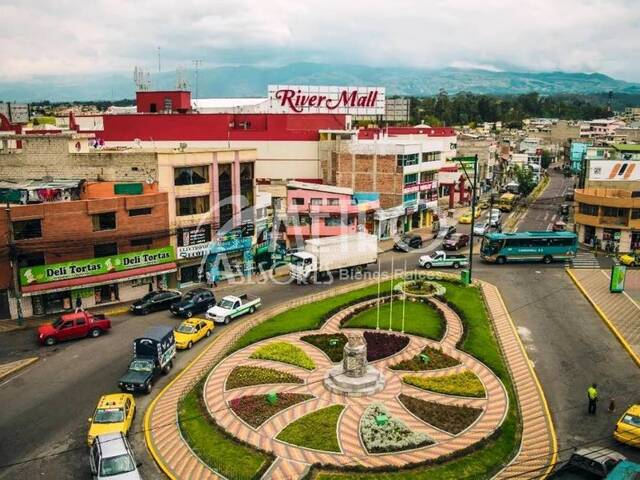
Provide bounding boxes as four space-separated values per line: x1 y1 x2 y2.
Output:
268 85 385 115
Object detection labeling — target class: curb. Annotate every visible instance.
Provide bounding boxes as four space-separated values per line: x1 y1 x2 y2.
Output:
486 281 557 480
565 268 640 368
0 357 39 382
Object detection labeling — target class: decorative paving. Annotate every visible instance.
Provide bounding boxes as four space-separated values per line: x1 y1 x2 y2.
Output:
203 297 509 478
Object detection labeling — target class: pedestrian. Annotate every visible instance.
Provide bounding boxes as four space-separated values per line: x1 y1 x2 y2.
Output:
74 295 83 313
587 383 598 415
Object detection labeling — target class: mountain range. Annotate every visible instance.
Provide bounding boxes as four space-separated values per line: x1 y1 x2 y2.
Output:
2 62 640 102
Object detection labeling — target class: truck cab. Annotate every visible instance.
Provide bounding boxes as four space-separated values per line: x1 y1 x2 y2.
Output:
290 252 317 283
37 311 111 346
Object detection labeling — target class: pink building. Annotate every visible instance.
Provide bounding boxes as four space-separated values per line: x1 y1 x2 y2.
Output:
285 181 379 247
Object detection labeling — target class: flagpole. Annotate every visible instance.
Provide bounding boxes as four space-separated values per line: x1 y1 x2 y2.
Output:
376 259 381 330
402 259 406 334
389 256 394 331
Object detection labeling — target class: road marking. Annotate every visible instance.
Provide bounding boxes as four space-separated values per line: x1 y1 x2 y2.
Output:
551 214 557 222
543 212 549 221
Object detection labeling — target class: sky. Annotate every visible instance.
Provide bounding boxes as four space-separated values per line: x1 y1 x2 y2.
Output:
1 0 639 82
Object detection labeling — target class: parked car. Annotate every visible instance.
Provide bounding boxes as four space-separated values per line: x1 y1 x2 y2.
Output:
552 220 567 232
89 432 142 480
206 294 261 324
174 318 214 350
443 233 470 251
418 251 469 269
87 394 135 446
37 311 111 346
170 288 216 318
393 234 423 252
619 253 640 267
473 222 490 236
458 209 481 224
614 404 640 447
563 447 626 478
130 290 182 315
442 225 457 239
118 326 176 394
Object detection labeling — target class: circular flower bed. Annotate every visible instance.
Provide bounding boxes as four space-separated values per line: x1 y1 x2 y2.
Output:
360 403 433 453
394 278 446 298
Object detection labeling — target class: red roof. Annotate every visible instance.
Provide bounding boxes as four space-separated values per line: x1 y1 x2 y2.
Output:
357 127 455 139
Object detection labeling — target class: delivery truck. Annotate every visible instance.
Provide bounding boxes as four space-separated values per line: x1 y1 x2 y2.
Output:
289 233 378 283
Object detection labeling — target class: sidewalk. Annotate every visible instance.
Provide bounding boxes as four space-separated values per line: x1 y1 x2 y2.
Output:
567 268 640 367
0 357 39 382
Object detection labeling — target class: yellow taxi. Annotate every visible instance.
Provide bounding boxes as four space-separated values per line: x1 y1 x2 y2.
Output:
458 209 482 224
174 318 214 350
619 253 639 267
615 404 640 447
87 393 135 446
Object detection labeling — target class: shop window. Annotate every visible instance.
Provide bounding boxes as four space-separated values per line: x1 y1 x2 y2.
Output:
17 252 45 268
310 198 323 206
130 237 152 247
291 198 305 205
176 195 210 216
327 198 340 206
95 284 118 304
174 166 209 186
602 207 628 218
92 212 116 231
13 219 42 240
578 203 599 216
128 207 152 216
94 243 117 258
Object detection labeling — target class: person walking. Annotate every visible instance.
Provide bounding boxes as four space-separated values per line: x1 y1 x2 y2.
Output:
74 295 83 313
587 383 598 415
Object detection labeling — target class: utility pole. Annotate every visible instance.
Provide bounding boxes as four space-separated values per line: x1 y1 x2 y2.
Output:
5 205 24 326
157 47 161 73
456 155 479 284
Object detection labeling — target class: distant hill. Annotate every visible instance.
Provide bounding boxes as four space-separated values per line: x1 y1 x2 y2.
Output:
2 62 640 102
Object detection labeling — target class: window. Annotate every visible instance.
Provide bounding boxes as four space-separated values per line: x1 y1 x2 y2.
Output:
94 243 117 258
128 207 152 216
289 214 311 226
603 207 628 217
397 154 419 167
130 237 152 247
240 163 254 207
13 219 42 240
164 97 172 111
420 171 436 182
327 198 340 206
549 237 575 247
310 198 323 206
422 151 441 163
149 103 157 113
176 196 210 216
174 166 209 186
218 164 233 228
324 215 342 227
632 209 640 220
403 193 417 204
404 174 418 185
579 203 599 216
291 198 305 205
76 317 86 326
92 212 116 231
17 252 45 268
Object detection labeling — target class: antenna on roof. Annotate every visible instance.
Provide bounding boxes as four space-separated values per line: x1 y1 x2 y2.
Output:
133 66 151 91
176 68 188 91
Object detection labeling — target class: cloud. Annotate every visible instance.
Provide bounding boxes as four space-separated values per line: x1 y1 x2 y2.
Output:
1 0 639 81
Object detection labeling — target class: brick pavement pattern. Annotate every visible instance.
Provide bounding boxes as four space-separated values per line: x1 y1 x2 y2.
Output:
144 276 555 480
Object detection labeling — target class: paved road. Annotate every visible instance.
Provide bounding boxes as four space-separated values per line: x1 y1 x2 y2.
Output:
1 171 640 479
517 171 573 232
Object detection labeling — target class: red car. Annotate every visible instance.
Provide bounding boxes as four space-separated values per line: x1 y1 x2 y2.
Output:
37 311 111 346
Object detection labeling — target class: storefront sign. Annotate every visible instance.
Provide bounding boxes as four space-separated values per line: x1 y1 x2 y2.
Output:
419 180 438 192
20 246 175 286
209 236 252 254
177 243 212 259
610 264 627 293
268 85 385 115
589 161 640 181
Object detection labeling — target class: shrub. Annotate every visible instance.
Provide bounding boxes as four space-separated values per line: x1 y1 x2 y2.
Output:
390 346 460 371
250 341 316 370
300 333 347 362
398 394 482 434
403 371 486 398
276 404 345 452
364 331 410 361
225 366 303 390
360 403 433 453
229 393 313 428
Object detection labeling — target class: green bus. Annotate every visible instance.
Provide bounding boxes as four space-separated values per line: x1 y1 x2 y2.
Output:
480 231 578 264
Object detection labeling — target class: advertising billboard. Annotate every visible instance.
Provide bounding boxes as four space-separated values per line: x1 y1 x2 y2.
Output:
610 264 627 293
267 85 385 115
589 161 640 181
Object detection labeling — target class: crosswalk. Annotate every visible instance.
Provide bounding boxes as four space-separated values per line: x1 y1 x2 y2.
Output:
568 252 601 269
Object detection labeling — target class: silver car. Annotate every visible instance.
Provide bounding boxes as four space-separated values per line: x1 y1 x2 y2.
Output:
90 432 142 480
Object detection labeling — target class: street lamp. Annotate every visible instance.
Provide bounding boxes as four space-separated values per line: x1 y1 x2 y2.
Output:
454 155 479 285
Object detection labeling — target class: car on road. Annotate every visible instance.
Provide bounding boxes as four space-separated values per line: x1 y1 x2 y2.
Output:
130 290 182 315
87 394 135 446
89 432 141 480
393 234 423 252
563 447 626 478
442 225 457 239
170 288 216 318
443 233 470 251
614 404 640 447
174 318 214 349
37 311 111 346
458 209 481 224
473 222 490 236
206 294 261 324
619 253 640 267
418 251 469 269
486 210 502 227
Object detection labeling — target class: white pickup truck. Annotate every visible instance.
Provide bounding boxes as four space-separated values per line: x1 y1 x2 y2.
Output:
418 251 469 269
205 294 261 324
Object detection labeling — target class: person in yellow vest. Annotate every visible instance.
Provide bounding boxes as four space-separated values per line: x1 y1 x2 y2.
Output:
587 383 598 414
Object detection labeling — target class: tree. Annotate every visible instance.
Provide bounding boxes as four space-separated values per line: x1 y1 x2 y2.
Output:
513 165 536 196
540 150 553 169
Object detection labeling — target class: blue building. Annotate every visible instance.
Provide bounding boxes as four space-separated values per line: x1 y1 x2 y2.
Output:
569 142 589 174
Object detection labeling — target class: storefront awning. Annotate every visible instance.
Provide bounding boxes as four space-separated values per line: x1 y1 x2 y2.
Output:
21 263 177 296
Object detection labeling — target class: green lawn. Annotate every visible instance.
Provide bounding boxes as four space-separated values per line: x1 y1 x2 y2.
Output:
178 385 273 480
310 280 521 480
342 300 443 340
231 282 399 352
276 404 345 452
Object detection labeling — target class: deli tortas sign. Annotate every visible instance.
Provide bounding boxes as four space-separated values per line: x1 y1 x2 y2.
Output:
268 85 385 115
20 246 175 286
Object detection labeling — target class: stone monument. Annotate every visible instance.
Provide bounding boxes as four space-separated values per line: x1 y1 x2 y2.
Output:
323 332 385 396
